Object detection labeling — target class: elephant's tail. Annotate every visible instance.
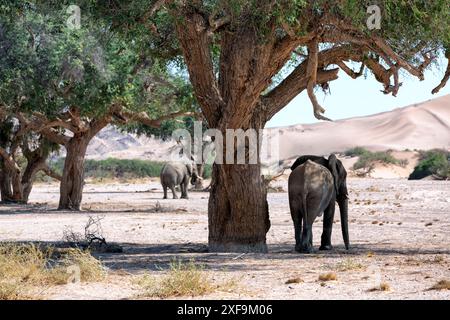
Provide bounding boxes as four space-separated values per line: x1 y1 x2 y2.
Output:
302 161 312 224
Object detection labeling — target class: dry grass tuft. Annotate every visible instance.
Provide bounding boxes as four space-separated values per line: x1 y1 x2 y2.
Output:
0 243 105 300
334 259 366 272
136 260 235 298
285 277 303 284
318 272 337 282
368 282 391 292
428 280 450 291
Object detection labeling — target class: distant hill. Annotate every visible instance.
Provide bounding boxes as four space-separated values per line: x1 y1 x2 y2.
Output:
86 95 450 162
86 127 175 161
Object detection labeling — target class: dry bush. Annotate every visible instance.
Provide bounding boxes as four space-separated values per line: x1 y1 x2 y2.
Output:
62 216 122 253
135 260 235 298
0 243 105 300
318 272 337 282
428 280 450 291
63 216 106 248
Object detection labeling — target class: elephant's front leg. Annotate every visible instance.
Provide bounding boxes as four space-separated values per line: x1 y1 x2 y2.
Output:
320 200 335 251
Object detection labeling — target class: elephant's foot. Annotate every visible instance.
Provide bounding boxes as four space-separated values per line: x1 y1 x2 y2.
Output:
319 244 333 251
295 244 313 254
181 195 189 199
301 246 314 254
163 196 167 199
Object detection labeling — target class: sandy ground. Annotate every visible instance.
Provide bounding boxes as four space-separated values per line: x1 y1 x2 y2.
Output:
0 178 449 300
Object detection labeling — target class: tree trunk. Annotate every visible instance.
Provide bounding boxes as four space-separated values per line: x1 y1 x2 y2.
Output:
0 164 13 203
21 156 47 204
0 161 23 203
208 163 270 252
58 135 89 211
10 169 23 202
208 112 271 253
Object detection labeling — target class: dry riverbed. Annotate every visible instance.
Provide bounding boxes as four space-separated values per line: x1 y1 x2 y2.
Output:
0 178 449 300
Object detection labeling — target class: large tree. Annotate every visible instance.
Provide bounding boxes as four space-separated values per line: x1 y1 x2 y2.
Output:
146 0 448 252
79 0 450 251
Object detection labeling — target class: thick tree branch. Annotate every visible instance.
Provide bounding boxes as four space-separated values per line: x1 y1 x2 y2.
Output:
306 38 332 121
263 45 362 120
337 61 364 79
42 165 62 181
119 109 199 128
0 147 20 175
432 51 450 94
174 9 224 125
263 68 339 121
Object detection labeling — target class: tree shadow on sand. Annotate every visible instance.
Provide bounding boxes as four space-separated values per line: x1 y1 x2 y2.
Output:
3 241 447 274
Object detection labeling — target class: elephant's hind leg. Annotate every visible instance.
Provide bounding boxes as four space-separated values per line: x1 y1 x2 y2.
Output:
320 200 335 251
300 222 313 253
180 179 189 199
162 184 168 199
289 199 303 252
170 185 178 199
293 213 302 253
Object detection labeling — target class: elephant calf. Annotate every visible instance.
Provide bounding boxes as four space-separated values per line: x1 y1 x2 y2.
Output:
288 154 350 253
160 162 198 199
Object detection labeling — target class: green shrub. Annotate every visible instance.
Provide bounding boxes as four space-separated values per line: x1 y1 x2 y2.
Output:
47 158 212 181
344 147 370 157
346 147 400 170
409 150 450 180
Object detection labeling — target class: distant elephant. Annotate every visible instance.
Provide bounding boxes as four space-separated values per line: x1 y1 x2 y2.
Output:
160 162 198 199
288 154 349 253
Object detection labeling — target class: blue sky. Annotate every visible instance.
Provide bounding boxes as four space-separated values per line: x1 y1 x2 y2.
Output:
266 60 450 128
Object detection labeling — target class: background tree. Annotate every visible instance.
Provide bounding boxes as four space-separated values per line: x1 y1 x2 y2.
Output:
0 113 60 203
0 2 196 209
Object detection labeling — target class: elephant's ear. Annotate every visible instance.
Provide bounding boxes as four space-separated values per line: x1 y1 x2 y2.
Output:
328 154 341 196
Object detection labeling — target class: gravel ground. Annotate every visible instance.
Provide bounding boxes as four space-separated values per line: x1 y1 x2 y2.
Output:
0 178 449 300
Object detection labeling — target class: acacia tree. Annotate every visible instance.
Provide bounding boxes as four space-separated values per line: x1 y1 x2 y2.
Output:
0 3 196 209
137 0 448 252
4 1 449 250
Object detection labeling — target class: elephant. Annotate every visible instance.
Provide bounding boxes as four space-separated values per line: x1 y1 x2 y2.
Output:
160 161 198 199
288 154 349 253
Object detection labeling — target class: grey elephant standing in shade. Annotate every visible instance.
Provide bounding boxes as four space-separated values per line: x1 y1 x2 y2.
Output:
160 162 198 199
288 154 349 253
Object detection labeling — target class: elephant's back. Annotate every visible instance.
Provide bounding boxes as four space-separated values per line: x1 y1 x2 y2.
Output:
289 160 333 193
160 162 184 184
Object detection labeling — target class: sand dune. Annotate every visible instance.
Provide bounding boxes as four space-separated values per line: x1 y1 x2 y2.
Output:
87 95 450 161
270 95 450 160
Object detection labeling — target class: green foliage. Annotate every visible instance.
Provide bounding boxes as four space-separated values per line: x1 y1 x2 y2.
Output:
51 158 164 179
0 1 196 129
344 147 371 157
48 157 212 181
345 147 400 170
409 149 450 180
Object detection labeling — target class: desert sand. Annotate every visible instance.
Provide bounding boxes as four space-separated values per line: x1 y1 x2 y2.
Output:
0 178 449 300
